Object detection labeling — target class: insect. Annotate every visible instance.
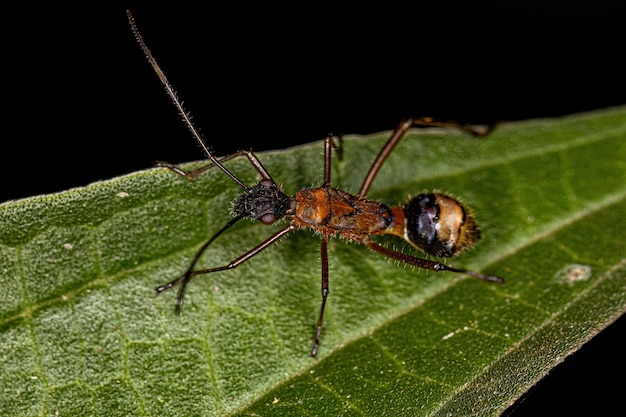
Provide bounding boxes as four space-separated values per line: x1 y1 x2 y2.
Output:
127 11 504 357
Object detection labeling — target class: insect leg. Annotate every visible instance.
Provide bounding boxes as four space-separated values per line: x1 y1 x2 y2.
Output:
323 136 333 185
311 236 330 357
358 117 492 198
411 117 493 137
332 135 344 162
358 120 412 198
157 222 295 314
363 238 504 283
157 149 276 185
155 151 249 179
155 215 244 311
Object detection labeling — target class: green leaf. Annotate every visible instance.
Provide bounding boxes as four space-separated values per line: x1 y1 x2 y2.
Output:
1 106 625 416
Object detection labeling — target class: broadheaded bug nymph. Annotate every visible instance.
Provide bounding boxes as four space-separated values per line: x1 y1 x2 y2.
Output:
127 10 504 357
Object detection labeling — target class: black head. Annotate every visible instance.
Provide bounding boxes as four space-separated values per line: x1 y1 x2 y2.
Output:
404 193 480 258
231 179 293 225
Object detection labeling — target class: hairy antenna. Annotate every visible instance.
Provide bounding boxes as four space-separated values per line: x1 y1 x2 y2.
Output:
126 10 248 190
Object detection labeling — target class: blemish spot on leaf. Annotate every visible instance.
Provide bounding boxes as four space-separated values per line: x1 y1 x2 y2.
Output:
63 243 74 250
442 331 455 340
443 326 472 340
555 264 592 284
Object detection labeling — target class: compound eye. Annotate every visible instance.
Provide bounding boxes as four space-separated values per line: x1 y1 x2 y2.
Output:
260 213 276 225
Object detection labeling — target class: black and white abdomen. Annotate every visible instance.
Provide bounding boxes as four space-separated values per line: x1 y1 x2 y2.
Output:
404 193 481 258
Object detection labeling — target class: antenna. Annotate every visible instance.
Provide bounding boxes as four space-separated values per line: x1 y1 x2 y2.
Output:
126 10 248 190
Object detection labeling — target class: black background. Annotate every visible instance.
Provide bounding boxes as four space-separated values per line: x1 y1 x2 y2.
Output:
2 2 625 415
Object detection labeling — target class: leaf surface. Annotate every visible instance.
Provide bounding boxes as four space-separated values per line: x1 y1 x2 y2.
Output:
1 107 625 416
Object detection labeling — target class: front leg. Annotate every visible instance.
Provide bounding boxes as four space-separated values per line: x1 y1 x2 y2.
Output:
156 149 274 183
